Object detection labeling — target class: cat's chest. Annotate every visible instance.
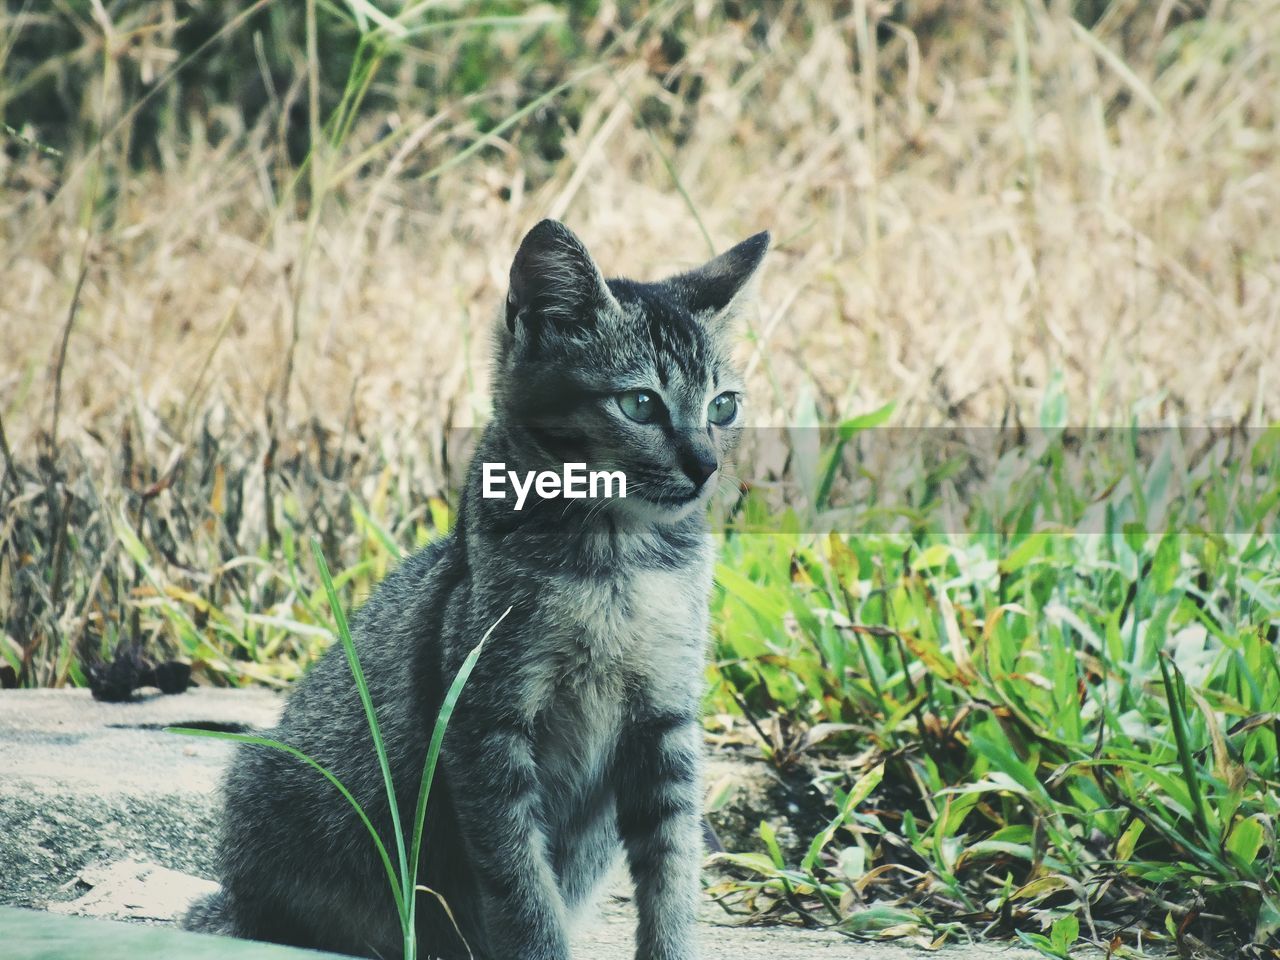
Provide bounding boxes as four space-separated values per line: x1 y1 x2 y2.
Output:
526 564 709 798
557 567 705 666
521 564 710 716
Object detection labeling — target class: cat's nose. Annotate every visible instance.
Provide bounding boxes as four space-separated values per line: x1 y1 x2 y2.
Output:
680 447 719 488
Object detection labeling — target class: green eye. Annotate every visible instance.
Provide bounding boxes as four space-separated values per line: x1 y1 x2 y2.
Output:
617 389 660 423
708 392 738 426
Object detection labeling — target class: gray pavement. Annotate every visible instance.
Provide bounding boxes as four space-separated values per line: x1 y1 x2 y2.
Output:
0 688 1046 958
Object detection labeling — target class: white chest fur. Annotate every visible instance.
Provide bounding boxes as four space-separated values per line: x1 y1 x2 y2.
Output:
552 566 707 693
520 562 711 799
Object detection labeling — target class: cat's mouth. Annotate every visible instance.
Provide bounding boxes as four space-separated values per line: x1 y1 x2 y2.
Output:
648 491 698 506
634 480 708 505
620 468 718 521
634 484 713 516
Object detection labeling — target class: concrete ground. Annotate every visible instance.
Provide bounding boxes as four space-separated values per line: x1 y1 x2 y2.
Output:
0 688 1047 959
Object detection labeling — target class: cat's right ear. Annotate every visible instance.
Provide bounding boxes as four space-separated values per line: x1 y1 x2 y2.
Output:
505 220 619 338
664 231 770 335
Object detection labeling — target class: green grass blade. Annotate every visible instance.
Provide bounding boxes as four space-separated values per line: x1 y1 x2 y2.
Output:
310 539 411 922
1158 652 1212 843
408 605 511 930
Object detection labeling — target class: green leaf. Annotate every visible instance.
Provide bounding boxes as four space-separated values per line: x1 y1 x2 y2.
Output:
835 845 866 882
1151 533 1181 594
1015 931 1056 955
801 763 884 872
715 563 789 625
1249 422 1280 470
1158 653 1213 844
113 513 151 567
311 539 411 929
351 500 402 558
711 851 784 877
759 820 785 869
1123 521 1148 556
1038 369 1068 430
1116 817 1145 863
1050 913 1079 953
167 727 403 911
836 904 923 933
1225 816 1265 868
814 400 895 510
408 607 506 929
836 399 896 439
999 532 1051 574
912 543 954 571
790 386 821 508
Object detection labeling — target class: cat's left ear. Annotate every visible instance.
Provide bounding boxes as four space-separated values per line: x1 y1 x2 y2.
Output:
506 219 620 338
665 231 771 333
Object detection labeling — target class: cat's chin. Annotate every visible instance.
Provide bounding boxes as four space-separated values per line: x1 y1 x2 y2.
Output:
619 489 710 526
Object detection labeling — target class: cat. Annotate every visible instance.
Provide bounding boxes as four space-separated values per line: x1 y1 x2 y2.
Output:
183 219 769 960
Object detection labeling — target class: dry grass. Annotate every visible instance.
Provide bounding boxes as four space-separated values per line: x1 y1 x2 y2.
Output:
0 2 1277 678
4 1 1277 457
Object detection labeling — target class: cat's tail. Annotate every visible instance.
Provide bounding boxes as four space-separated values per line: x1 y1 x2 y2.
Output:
181 888 237 935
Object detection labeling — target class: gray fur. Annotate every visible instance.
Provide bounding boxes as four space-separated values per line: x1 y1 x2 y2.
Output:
184 220 770 960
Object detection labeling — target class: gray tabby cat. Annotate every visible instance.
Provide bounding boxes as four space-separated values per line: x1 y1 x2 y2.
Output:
184 219 769 960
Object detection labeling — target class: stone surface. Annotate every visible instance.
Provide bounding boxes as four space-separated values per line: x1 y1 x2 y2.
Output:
46 859 219 923
0 686 282 797
0 688 1048 958
0 687 277 909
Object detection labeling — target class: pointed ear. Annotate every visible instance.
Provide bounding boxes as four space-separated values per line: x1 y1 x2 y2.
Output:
506 219 619 335
665 231 770 329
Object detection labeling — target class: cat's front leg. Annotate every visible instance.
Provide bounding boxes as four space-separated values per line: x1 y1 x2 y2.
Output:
443 706 569 960
617 710 703 960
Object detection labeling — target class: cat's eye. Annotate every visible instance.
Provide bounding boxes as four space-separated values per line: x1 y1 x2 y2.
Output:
708 392 738 426
617 389 660 424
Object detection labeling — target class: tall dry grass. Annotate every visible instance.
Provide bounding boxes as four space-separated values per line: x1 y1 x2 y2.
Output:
4 2 1276 450
0 1 1277 685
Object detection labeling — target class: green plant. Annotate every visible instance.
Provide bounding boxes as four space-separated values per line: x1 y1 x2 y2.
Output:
171 539 506 960
1018 914 1081 959
706 398 1280 954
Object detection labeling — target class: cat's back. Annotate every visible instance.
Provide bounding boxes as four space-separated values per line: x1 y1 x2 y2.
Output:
303 537 454 676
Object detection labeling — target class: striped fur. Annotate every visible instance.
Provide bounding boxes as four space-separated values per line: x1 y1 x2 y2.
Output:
184 220 769 959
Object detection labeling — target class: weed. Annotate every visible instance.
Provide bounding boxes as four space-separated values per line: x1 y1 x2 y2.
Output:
706 405 1280 953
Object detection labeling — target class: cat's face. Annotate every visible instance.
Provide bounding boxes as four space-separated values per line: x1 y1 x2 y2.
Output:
495 220 769 524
